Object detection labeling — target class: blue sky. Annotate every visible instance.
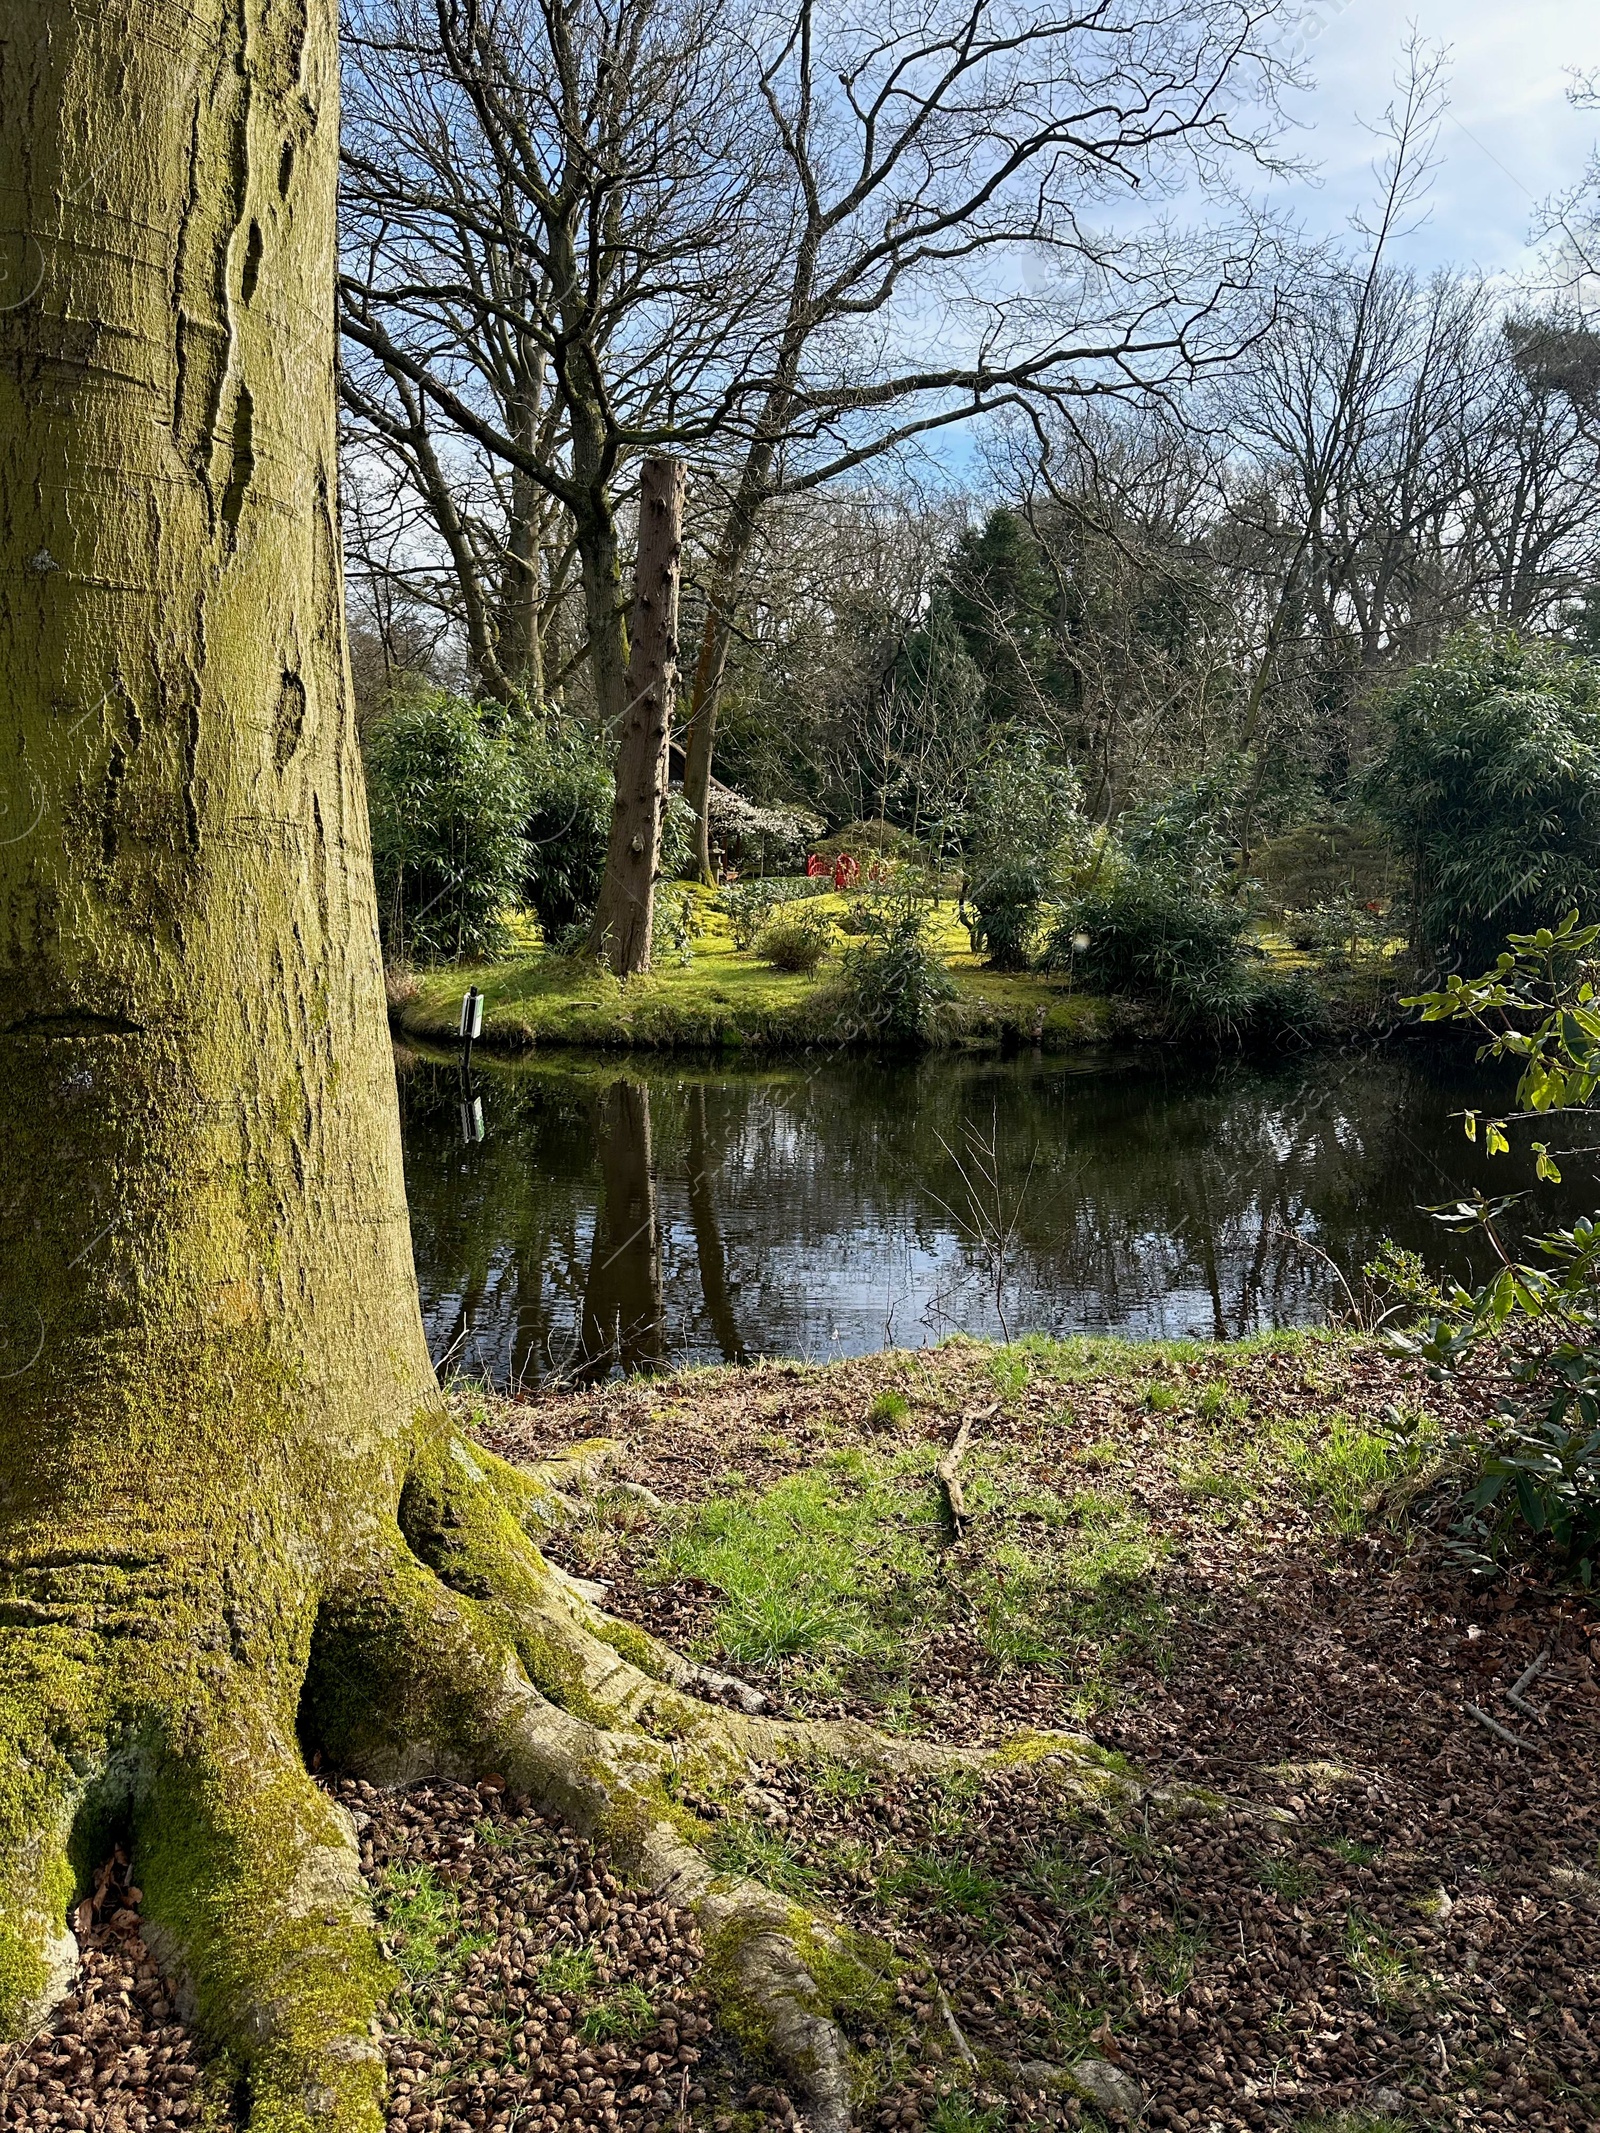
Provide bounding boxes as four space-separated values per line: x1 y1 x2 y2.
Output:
1275 0 1600 274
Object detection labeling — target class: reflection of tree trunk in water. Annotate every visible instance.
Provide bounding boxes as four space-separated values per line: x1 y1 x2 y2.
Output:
1191 1174 1228 1343
578 1080 664 1382
440 1264 489 1379
687 1085 746 1363
1236 1173 1291 1336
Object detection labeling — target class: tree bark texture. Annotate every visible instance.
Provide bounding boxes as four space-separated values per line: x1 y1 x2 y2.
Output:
585 457 684 974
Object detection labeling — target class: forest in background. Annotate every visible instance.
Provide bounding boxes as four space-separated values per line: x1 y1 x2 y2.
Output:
338 3 1600 1008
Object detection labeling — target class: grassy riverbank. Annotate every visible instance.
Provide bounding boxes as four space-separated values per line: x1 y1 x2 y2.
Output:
389 890 1398 1055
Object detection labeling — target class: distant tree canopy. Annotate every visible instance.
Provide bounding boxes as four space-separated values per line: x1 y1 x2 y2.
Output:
1361 634 1600 971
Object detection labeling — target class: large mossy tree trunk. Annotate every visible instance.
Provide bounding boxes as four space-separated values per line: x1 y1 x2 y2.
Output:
0 0 438 2110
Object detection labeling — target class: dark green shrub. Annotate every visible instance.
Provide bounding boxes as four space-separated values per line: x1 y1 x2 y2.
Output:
755 905 834 972
968 858 1049 970
1389 913 1600 1577
1361 632 1600 971
835 895 957 1044
518 719 613 939
364 687 529 962
1043 864 1254 1035
961 731 1084 969
810 820 925 863
1256 819 1394 912
1244 969 1331 1047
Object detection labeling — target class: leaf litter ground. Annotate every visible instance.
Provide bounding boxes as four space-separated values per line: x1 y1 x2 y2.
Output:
6 1333 1598 2133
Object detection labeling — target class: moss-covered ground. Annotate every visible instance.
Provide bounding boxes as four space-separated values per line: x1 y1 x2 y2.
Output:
389 894 1402 1057
12 1335 1598 2133
391 891 1111 1054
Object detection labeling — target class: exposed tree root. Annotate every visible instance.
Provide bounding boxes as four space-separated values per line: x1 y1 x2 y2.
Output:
3 1421 1236 2133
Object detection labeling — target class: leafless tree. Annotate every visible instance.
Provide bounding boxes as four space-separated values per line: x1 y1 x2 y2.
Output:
677 0 1300 877
339 0 1298 941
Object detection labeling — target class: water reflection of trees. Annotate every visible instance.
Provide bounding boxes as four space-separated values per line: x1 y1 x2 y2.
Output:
397 1045 1553 1387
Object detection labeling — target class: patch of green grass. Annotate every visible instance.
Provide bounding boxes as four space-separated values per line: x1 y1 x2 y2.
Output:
1343 1912 1420 2009
394 897 1112 1056
929 2093 1008 2133
376 1863 491 1987
811 1763 874 1806
645 1433 1168 1713
1143 1924 1209 1995
580 1982 655 2043
989 1350 1029 1401
1198 1381 1249 1421
867 1389 910 1427
1017 1849 1119 1921
651 1449 943 1678
538 1945 602 1997
1283 1413 1435 1535
1258 1851 1322 1903
882 1852 1006 1930
1144 1379 1184 1412
1325 1835 1379 1866
1179 1449 1259 1505
964 1492 1169 1697
707 1818 820 1896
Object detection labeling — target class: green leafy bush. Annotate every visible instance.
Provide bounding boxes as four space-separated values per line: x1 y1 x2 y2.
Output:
721 876 826 949
517 718 614 940
835 893 957 1045
1362 632 1600 971
1284 898 1385 960
755 905 834 972
1256 819 1394 912
652 883 701 966
961 731 1084 969
1043 863 1255 1034
660 791 696 883
1386 913 1600 1577
364 688 529 962
809 819 926 863
968 857 1049 971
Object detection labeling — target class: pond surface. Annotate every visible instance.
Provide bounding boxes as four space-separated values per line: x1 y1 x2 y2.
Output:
397 1042 1582 1390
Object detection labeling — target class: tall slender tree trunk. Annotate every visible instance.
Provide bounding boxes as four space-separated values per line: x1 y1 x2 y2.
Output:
495 365 548 705
586 457 685 974
681 455 776 884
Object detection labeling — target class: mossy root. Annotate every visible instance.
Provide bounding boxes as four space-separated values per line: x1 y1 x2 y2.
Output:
135 1702 389 2133
7 1430 1224 2133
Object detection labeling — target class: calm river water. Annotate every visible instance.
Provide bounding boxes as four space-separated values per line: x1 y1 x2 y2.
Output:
396 1043 1579 1389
